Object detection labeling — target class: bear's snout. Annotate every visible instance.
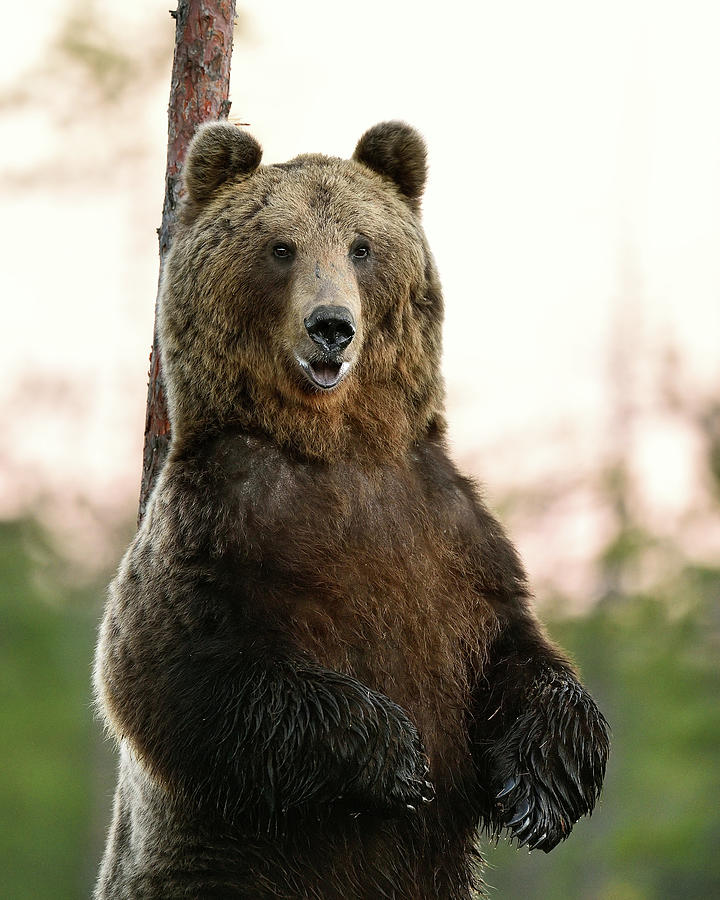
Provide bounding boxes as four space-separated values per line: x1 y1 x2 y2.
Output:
294 303 356 391
304 305 356 354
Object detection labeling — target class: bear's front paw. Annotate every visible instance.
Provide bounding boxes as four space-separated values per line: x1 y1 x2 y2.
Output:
381 742 435 816
490 672 609 852
345 700 435 818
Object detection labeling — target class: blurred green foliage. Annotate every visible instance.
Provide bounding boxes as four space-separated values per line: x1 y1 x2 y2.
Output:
487 566 720 899
0 513 718 898
0 519 112 900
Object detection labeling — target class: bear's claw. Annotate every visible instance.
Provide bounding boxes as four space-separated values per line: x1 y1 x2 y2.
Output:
504 796 530 827
495 774 570 851
496 776 518 799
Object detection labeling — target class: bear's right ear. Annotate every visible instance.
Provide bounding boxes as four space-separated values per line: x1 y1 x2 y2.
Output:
183 122 262 204
353 121 427 205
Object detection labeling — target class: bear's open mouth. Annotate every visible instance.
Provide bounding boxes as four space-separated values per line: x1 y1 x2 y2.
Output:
295 355 350 391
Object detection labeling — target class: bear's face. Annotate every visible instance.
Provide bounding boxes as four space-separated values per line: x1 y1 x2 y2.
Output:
160 122 445 460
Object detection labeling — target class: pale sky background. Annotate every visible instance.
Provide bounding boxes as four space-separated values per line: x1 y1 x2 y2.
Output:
1 0 719 594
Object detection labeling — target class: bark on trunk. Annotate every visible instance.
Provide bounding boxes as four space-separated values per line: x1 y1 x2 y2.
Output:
138 0 237 524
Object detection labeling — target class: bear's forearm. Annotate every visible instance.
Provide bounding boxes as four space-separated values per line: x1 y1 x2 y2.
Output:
458 491 578 728
96 606 426 822
474 612 577 738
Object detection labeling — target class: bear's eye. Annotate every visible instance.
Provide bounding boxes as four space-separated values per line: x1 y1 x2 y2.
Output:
272 243 293 259
351 242 371 261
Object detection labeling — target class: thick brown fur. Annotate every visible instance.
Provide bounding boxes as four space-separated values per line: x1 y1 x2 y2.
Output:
94 121 609 899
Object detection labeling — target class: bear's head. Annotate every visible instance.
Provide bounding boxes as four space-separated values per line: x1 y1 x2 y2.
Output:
159 121 445 461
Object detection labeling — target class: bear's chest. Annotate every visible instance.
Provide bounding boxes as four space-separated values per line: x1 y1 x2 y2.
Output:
226 445 454 605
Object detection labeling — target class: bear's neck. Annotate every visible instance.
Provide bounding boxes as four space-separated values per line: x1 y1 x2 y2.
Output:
175 375 446 465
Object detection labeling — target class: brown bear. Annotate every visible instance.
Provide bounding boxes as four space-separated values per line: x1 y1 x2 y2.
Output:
94 121 609 899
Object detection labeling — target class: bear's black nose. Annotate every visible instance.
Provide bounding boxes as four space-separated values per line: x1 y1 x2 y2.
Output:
304 305 355 354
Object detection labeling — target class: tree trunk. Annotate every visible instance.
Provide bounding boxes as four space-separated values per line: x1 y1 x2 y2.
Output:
138 0 237 524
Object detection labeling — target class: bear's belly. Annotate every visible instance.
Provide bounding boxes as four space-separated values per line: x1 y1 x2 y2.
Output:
255 542 487 785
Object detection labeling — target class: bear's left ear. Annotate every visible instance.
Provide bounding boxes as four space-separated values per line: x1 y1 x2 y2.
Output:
353 121 427 205
184 121 263 204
